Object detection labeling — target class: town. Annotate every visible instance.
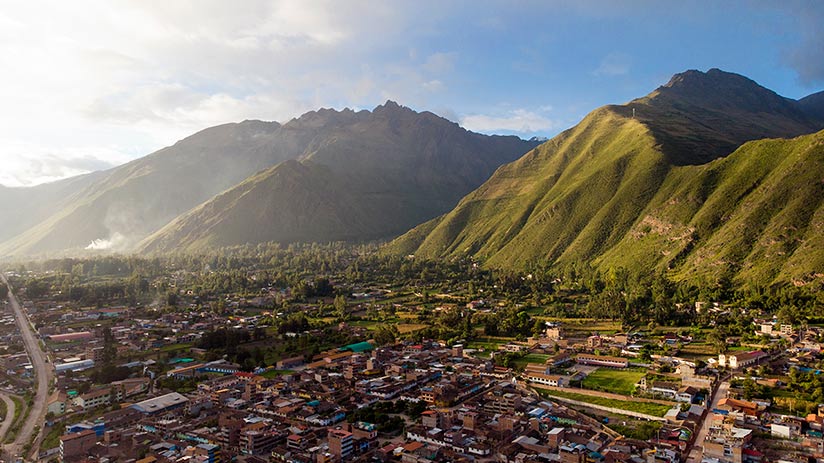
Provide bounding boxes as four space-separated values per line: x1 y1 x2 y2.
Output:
0 250 820 463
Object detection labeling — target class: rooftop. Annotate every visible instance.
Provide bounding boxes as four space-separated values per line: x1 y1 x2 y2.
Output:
131 392 189 414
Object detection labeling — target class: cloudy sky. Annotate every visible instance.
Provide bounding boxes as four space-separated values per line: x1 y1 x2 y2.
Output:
1 0 823 186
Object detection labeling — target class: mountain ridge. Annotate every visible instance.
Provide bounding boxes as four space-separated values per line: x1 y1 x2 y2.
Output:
387 69 824 285
138 102 539 253
0 101 538 257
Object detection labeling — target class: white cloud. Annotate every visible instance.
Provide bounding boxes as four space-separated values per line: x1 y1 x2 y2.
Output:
593 52 632 76
0 0 434 186
0 144 132 187
461 109 560 134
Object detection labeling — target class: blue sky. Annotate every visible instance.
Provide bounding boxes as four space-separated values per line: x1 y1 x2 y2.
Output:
1 0 822 186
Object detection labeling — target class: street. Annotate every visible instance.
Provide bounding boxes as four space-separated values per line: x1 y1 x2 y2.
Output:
1 273 54 461
686 380 729 463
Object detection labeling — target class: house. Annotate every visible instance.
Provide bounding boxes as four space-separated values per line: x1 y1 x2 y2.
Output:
676 386 698 403
717 398 758 417
575 354 628 368
650 381 680 400
525 372 568 388
48 392 68 416
60 429 99 461
718 350 767 370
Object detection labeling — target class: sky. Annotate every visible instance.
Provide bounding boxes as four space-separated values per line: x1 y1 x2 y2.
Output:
1 0 823 187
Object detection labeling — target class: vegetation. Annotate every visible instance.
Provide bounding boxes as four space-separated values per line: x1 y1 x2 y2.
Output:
41 423 64 450
536 388 673 417
581 368 645 396
389 70 824 288
608 420 662 440
346 400 426 434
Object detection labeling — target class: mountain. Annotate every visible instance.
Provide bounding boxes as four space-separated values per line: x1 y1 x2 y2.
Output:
138 102 539 253
799 91 824 121
0 102 537 257
0 172 105 244
0 119 305 256
388 69 824 285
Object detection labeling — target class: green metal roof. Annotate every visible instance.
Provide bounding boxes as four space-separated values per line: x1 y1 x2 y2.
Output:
342 341 374 353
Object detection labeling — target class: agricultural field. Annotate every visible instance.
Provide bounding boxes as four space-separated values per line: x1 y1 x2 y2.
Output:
536 388 672 417
396 323 428 334
260 369 295 379
466 337 515 351
677 342 716 359
513 353 552 369
581 368 645 396
536 318 623 335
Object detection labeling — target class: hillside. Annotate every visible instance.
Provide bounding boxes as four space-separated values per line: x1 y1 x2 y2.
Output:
0 101 536 257
0 120 300 256
0 171 105 244
388 69 824 285
138 102 538 253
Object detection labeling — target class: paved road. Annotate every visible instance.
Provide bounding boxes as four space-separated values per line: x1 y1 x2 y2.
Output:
686 380 729 463
2 274 53 461
0 393 15 442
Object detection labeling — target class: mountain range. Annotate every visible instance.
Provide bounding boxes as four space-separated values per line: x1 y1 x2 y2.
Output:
0 102 537 257
388 69 824 285
3 68 824 286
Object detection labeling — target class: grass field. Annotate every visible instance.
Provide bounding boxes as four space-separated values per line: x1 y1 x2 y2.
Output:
397 323 428 334
260 369 295 379
581 368 645 395
513 353 552 369
41 423 64 450
159 343 193 353
536 388 672 417
535 318 623 334
466 337 514 351
677 342 717 358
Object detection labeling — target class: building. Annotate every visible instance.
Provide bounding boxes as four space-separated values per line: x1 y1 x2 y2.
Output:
75 387 112 410
60 429 98 461
717 398 758 417
328 428 354 461
55 359 95 373
48 392 68 416
702 418 752 463
718 350 767 370
525 372 568 387
545 326 563 340
48 331 94 343
240 428 280 455
194 443 221 463
131 392 189 416
575 354 628 368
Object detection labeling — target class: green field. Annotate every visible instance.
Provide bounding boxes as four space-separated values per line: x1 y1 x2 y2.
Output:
159 343 193 353
581 368 645 395
536 388 672 417
466 337 514 351
513 353 552 369
260 369 295 379
677 342 716 359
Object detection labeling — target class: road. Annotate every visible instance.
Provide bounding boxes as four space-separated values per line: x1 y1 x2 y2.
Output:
0 393 15 442
686 380 729 463
2 273 53 461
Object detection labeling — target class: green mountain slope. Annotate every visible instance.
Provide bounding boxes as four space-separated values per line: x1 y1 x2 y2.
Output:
389 69 824 285
138 102 538 253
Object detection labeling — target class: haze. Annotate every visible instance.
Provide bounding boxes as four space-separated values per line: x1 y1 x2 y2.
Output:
1 0 823 186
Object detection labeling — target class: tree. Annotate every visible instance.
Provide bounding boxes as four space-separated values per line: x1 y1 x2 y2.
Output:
374 324 400 346
102 326 116 365
334 295 348 321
